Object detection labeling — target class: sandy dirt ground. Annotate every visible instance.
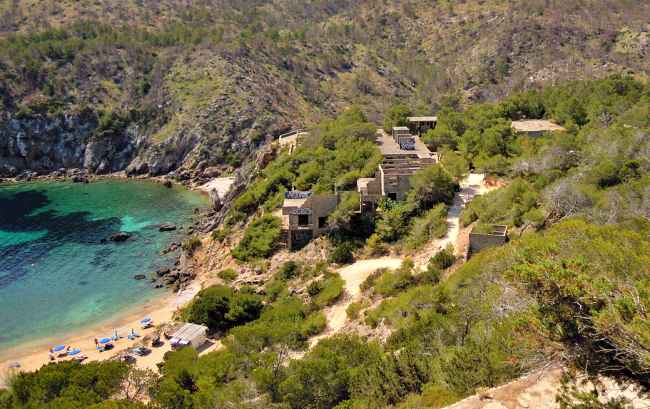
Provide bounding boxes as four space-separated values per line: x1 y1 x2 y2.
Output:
309 257 403 347
444 364 650 409
414 173 492 265
198 176 236 196
0 281 203 387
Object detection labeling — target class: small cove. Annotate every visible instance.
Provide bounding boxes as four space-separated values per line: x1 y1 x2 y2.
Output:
0 179 208 352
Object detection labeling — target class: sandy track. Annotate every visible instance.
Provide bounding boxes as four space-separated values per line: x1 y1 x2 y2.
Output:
309 258 403 347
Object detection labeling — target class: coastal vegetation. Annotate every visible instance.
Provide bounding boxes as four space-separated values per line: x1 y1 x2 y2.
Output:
2 77 649 408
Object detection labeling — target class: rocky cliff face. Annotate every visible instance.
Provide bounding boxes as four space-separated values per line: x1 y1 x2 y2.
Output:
0 112 135 176
0 53 300 180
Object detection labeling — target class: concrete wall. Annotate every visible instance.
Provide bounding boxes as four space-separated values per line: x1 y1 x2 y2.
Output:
290 229 314 250
469 233 507 255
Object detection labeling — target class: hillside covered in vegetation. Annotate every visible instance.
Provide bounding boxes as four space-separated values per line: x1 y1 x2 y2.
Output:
1 76 648 409
1 0 649 178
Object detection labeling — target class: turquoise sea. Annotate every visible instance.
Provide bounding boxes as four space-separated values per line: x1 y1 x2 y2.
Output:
0 179 208 352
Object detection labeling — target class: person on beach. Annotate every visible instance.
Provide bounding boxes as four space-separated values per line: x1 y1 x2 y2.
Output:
94 338 98 346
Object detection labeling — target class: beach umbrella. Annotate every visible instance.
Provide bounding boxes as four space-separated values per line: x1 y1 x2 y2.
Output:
52 344 66 352
67 348 81 356
98 337 111 344
140 317 152 325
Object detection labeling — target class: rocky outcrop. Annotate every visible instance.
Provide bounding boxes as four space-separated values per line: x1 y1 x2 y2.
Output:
158 223 177 232
109 232 132 242
0 112 136 175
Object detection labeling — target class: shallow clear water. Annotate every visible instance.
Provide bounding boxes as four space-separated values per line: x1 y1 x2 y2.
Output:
0 180 207 351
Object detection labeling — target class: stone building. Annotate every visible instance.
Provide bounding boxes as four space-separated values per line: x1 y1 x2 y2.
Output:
280 190 339 250
357 129 437 213
407 116 438 136
511 120 566 137
468 224 508 257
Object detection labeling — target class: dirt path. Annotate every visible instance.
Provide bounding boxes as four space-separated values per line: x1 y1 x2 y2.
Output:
415 173 491 265
309 257 402 347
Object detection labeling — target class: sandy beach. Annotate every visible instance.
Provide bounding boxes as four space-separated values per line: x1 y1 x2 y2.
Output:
0 280 203 388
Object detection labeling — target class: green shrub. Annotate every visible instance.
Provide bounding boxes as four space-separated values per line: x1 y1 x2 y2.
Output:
419 263 442 285
430 246 455 270
405 204 448 249
231 215 282 261
182 285 263 332
228 297 313 353
346 302 364 320
278 260 301 280
328 241 355 264
383 104 412 132
217 268 238 282
360 269 385 292
307 280 324 297
181 236 202 255
6 360 130 407
211 227 230 242
365 233 389 256
373 267 416 297
311 273 345 308
407 164 457 210
301 312 327 336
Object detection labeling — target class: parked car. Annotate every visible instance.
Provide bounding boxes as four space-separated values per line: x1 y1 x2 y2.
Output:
131 346 151 356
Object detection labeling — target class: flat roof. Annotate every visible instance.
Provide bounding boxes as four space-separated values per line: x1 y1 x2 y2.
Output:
392 126 410 131
408 116 438 122
511 120 566 133
171 323 208 341
283 197 309 208
377 130 433 158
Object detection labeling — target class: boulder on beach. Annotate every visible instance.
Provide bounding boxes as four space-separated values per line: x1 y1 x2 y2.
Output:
159 223 177 232
109 232 132 242
156 267 171 277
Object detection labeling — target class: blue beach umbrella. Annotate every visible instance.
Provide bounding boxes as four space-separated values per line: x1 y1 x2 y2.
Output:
52 345 65 352
140 317 152 325
67 348 81 356
98 337 111 344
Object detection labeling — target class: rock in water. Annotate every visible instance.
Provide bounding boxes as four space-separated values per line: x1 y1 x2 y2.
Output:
159 223 177 232
109 232 132 242
133 274 146 280
156 267 171 277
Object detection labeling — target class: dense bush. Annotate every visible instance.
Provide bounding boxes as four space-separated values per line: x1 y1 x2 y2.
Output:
310 273 345 308
231 215 282 261
3 361 130 408
328 241 355 264
405 204 448 249
407 164 457 210
429 246 455 270
383 104 412 132
182 285 263 332
217 269 238 282
460 178 540 228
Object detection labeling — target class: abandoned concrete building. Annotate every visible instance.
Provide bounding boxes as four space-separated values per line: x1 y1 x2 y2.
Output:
357 128 438 213
407 116 438 136
511 119 566 136
468 224 508 257
280 190 339 250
